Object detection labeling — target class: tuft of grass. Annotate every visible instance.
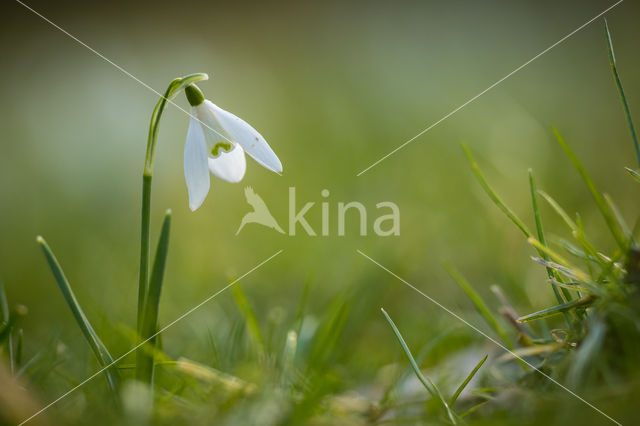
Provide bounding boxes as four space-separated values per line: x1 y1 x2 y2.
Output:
463 145 578 314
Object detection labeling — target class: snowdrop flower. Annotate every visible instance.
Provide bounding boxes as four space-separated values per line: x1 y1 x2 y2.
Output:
183 84 282 211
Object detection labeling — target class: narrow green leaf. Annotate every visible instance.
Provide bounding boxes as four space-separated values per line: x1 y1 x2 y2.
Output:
605 20 640 168
231 284 265 357
16 328 23 366
444 264 514 351
538 191 609 273
538 190 578 232
280 330 298 387
462 144 531 238
604 193 634 245
307 297 350 371
547 279 590 293
568 318 606 387
518 294 597 323
459 400 489 419
0 276 8 323
450 355 487 406
293 275 312 337
137 210 171 384
0 316 16 344
381 308 458 425
529 170 573 306
625 167 640 182
527 238 590 283
463 148 578 311
36 236 119 393
174 357 256 394
552 128 627 250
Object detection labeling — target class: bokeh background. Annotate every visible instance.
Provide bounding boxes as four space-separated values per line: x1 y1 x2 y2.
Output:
1 0 639 422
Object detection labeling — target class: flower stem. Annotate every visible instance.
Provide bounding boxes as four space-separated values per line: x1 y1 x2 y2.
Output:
137 173 152 333
136 73 208 379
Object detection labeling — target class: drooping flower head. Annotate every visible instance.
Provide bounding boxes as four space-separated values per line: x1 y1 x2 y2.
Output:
183 84 282 211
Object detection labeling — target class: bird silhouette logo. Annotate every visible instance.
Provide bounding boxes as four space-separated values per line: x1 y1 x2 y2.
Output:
236 186 285 235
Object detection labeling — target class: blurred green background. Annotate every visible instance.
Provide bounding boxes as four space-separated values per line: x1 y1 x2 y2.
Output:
1 0 640 422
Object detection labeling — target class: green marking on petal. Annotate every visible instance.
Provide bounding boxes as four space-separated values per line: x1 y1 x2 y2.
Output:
211 142 232 157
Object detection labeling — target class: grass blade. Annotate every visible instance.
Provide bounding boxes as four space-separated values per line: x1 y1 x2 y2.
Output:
231 284 265 357
463 148 577 307
527 238 591 284
0 276 8 323
625 167 640 182
450 354 487 406
459 400 489 419
604 193 635 246
36 236 119 393
538 190 578 232
381 308 458 425
444 264 514 351
529 170 573 307
307 296 350 371
137 210 171 384
16 328 23 366
462 144 531 237
538 191 611 273
604 20 640 168
552 128 627 250
280 330 298 387
174 357 256 394
518 294 597 323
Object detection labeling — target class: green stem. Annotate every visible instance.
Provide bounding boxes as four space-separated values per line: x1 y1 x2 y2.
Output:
138 174 152 333
137 73 208 335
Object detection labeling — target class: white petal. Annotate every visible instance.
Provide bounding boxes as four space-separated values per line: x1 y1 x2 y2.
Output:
208 144 246 183
202 100 282 173
184 114 210 211
195 101 231 150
